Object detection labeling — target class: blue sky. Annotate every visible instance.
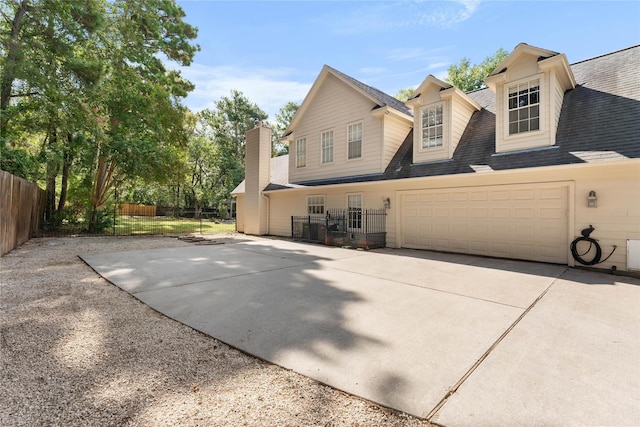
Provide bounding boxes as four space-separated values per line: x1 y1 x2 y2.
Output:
173 0 640 119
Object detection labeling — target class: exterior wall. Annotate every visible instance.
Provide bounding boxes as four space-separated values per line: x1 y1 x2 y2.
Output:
495 53 558 153
244 126 271 235
412 86 447 163
288 74 384 183
449 98 476 157
382 115 412 170
551 70 565 132
411 86 476 163
266 160 640 272
234 194 245 232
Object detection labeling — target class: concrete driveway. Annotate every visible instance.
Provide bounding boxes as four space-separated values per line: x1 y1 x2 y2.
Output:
81 237 640 425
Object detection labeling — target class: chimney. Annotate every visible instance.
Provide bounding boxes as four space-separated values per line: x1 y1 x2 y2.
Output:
243 124 271 235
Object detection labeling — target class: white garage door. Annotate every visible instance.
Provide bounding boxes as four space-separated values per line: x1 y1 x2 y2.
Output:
401 183 568 264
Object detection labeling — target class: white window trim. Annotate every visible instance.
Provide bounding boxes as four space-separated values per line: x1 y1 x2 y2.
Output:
503 72 545 140
418 101 446 152
320 129 334 165
346 192 363 232
306 195 325 215
295 137 306 168
346 120 364 161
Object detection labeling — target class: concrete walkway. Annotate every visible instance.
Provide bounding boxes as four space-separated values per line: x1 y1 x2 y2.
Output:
81 238 640 425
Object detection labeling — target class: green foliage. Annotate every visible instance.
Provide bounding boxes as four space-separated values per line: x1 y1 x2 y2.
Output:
0 145 39 179
445 48 509 92
272 101 299 156
394 87 415 102
188 91 267 210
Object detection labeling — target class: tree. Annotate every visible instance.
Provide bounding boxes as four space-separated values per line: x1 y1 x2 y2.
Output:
394 87 415 102
80 0 198 232
0 0 104 134
272 101 299 156
0 0 199 232
445 48 509 92
190 91 267 214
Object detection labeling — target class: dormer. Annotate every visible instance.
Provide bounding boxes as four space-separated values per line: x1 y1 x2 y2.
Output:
485 43 576 153
406 75 480 164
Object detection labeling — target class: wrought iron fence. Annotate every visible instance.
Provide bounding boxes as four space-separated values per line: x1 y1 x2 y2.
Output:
38 207 235 237
291 208 387 249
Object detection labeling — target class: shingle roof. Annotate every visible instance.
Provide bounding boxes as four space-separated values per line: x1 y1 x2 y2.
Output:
267 45 640 190
231 155 292 194
383 45 640 180
325 65 412 116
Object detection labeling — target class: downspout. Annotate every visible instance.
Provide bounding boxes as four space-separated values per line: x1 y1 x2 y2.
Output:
262 192 270 235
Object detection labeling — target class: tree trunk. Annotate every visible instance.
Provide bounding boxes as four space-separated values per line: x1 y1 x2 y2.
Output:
57 134 74 212
88 154 117 233
44 128 59 222
0 0 29 133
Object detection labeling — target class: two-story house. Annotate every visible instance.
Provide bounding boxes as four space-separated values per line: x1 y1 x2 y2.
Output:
232 43 640 273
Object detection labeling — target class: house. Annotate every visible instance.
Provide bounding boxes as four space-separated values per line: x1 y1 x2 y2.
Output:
232 43 640 273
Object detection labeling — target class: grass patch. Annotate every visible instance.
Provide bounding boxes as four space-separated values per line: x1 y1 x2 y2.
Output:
114 216 235 235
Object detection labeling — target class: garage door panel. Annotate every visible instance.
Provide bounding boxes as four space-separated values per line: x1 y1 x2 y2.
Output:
491 190 510 201
515 189 535 200
402 184 568 264
540 207 563 219
514 207 535 219
491 207 509 218
540 188 564 199
471 191 488 201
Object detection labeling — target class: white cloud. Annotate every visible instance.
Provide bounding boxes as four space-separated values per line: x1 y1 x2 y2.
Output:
172 63 312 120
328 0 482 34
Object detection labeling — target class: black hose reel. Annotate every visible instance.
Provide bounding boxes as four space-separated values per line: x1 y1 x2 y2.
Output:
570 225 617 268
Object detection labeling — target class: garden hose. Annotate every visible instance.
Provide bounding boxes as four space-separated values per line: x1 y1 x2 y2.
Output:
570 225 617 266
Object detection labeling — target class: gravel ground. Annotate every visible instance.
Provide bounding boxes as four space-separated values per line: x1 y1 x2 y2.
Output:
0 235 432 427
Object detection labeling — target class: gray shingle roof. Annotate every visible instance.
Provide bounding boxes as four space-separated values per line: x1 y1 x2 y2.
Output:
267 45 640 190
383 45 640 181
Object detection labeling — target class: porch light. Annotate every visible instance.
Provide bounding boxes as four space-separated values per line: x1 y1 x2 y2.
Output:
587 191 597 208
384 197 391 209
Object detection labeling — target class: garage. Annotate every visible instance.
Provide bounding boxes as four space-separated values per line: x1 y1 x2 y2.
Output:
401 183 569 264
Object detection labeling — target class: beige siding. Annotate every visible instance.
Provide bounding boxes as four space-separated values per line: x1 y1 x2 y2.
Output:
235 195 245 232
449 100 475 156
382 115 412 169
244 126 271 235
552 71 565 136
266 160 640 271
289 74 384 183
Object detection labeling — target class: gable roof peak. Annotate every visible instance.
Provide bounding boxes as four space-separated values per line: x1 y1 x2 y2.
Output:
488 43 561 78
323 65 411 116
284 64 412 135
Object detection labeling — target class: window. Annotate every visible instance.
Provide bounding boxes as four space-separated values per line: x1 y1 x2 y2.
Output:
508 78 540 135
321 130 333 164
421 104 444 149
347 193 362 231
347 122 363 159
295 138 306 168
307 195 325 215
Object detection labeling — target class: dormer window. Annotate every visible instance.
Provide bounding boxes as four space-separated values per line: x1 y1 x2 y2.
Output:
420 103 444 149
508 78 540 135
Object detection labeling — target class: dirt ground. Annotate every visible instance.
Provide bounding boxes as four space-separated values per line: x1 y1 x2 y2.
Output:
0 235 432 426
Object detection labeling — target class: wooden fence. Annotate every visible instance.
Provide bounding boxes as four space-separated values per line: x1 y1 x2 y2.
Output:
1 170 46 256
117 203 157 216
